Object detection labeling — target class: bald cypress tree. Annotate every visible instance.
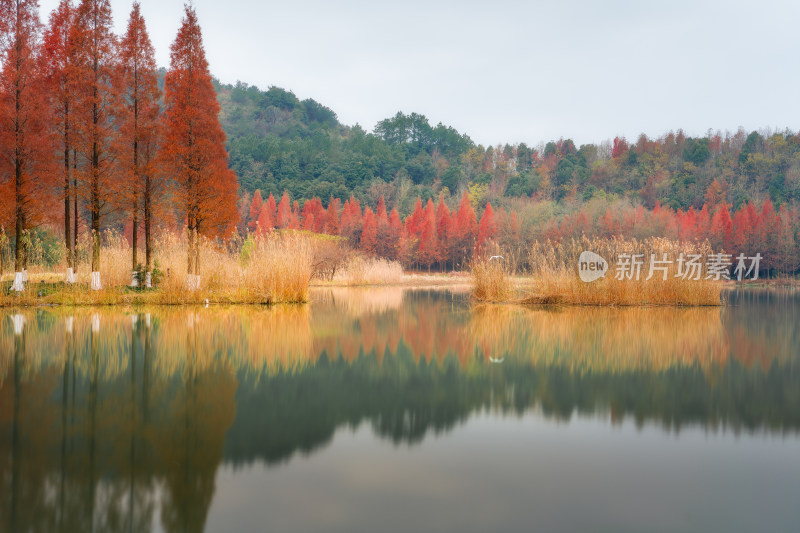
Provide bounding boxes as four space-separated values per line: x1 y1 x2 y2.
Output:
117 1 160 286
161 5 237 289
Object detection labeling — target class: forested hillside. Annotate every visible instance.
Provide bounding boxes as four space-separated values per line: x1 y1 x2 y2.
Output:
216 80 800 217
214 80 800 274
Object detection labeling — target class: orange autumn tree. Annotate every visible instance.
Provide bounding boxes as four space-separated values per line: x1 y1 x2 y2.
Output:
40 0 77 282
247 189 262 231
70 0 117 290
476 202 497 254
161 4 237 289
116 1 160 286
0 0 52 291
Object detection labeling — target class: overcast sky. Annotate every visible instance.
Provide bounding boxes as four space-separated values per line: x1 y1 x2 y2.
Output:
39 0 800 147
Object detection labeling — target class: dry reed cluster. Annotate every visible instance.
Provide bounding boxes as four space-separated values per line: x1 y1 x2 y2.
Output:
334 256 404 286
472 236 724 306
471 256 515 302
526 236 723 306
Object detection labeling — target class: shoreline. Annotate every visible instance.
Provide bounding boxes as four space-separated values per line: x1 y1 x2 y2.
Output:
0 271 794 308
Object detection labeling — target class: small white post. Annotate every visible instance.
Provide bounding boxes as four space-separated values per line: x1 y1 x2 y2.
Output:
90 271 102 291
11 272 25 292
186 274 201 291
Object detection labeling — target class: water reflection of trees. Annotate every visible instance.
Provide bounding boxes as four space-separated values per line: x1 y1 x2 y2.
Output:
1 288 799 531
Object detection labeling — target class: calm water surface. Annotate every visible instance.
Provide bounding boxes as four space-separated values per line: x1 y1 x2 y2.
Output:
1 287 799 532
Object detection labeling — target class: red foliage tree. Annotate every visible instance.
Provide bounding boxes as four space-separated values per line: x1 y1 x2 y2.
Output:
324 196 340 235
387 208 402 260
255 195 276 235
611 136 628 159
301 197 325 233
276 190 291 228
40 0 77 278
339 195 362 244
248 189 263 232
360 207 377 255
374 196 392 258
449 192 477 268
417 199 438 269
476 202 497 254
710 204 734 252
116 1 161 278
161 4 238 281
405 197 424 236
0 0 52 284
435 196 450 266
71 0 118 285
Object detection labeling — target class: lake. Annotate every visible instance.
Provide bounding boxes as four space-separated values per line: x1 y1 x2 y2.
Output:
1 287 799 532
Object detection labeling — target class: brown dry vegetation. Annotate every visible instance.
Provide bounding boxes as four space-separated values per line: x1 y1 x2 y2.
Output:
0 232 313 306
473 236 724 306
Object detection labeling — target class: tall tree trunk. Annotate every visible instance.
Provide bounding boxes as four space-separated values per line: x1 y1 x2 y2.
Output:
194 225 200 276
132 70 139 273
144 171 151 272
90 62 100 284
64 102 72 272
14 53 23 274
132 196 138 270
186 221 194 276
91 165 100 273
73 149 78 273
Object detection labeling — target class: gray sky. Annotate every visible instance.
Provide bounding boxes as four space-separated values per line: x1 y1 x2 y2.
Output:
39 0 800 147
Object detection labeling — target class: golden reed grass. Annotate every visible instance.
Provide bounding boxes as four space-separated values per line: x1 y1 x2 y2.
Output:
471 256 514 302
334 256 404 286
0 231 313 307
473 236 724 306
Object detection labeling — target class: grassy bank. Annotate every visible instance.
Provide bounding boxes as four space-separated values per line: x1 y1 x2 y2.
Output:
473 237 724 306
0 233 313 307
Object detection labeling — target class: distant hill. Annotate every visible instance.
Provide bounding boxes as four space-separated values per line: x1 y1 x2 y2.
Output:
213 79 800 218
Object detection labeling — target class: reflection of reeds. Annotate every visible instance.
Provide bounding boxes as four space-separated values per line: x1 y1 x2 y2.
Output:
1 289 793 384
315 286 404 316
469 304 730 372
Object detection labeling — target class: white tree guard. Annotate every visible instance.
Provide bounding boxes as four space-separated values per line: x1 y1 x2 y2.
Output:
65 267 76 284
21 269 28 282
130 270 139 287
145 271 152 288
186 274 201 291
90 271 102 291
11 272 25 292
